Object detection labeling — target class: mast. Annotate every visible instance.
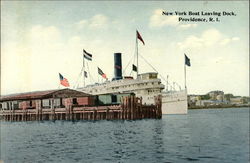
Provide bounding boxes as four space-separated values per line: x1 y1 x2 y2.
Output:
83 52 85 87
184 55 187 89
166 75 169 91
136 31 139 78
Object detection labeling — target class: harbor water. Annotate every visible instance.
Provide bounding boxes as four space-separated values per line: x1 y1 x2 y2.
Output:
1 107 249 163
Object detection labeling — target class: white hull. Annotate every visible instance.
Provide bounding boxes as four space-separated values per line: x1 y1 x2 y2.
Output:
139 90 188 114
79 73 188 115
162 90 188 114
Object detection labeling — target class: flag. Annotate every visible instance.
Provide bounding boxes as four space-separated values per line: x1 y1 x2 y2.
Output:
59 73 70 87
132 64 137 72
136 30 145 45
185 54 191 66
98 67 107 79
83 49 92 61
84 71 88 78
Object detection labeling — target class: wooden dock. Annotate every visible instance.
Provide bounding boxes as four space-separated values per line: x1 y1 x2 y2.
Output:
0 95 162 121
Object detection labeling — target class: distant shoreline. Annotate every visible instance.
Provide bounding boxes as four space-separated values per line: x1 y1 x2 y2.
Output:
188 105 250 110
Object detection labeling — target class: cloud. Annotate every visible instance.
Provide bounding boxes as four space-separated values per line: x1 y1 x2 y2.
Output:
232 37 240 41
177 28 240 50
30 25 60 40
201 28 222 46
89 14 109 28
177 35 203 49
220 37 240 45
75 20 88 29
29 25 62 50
75 14 109 30
149 9 197 30
1 24 126 94
149 9 179 27
1 25 69 94
1 42 32 93
177 24 197 30
220 38 231 45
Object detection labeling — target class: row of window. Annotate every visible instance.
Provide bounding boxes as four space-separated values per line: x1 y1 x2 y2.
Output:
89 81 161 93
109 82 160 90
0 98 64 110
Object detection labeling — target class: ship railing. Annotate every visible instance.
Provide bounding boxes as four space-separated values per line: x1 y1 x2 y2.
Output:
84 78 162 89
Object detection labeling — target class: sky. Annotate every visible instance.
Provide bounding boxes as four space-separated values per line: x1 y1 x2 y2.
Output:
1 1 249 96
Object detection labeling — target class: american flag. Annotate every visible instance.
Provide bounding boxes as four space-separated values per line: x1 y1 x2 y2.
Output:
59 73 70 87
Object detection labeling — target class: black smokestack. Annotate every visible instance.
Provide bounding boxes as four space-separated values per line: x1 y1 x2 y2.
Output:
114 53 122 80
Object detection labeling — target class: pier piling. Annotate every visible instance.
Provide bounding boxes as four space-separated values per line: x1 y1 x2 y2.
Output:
0 95 162 122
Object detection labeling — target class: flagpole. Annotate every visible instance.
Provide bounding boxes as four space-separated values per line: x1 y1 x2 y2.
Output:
136 31 139 78
184 55 187 89
166 75 169 91
97 67 99 83
58 73 61 89
83 52 85 87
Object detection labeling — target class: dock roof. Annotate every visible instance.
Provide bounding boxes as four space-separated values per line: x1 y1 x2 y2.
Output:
0 88 91 102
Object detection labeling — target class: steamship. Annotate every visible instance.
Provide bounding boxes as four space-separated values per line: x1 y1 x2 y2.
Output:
78 52 188 114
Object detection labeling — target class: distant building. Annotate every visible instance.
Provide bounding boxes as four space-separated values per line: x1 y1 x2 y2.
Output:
208 90 224 100
230 97 246 105
196 99 229 107
216 94 224 101
224 94 234 101
188 95 202 107
188 91 249 108
188 95 199 101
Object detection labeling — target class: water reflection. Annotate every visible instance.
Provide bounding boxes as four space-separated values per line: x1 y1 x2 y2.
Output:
1 108 249 163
